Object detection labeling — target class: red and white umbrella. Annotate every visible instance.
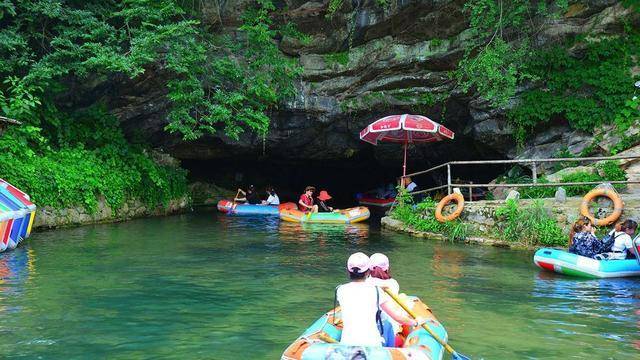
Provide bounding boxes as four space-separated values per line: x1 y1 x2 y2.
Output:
359 114 454 176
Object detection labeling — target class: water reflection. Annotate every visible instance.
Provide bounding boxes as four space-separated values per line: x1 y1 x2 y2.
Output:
278 221 369 245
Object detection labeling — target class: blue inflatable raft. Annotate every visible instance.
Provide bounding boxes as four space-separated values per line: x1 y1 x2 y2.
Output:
534 247 640 278
216 200 296 215
281 295 447 360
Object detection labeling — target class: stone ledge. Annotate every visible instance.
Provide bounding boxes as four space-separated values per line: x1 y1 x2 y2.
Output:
33 196 190 230
380 216 533 250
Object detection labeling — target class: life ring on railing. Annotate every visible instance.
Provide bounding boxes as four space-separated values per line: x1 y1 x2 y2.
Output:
579 188 623 226
435 193 464 222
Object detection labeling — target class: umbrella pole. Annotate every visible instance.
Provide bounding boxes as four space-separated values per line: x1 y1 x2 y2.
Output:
402 140 407 177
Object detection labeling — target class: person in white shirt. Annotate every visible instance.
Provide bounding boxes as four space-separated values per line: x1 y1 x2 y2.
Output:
336 252 421 347
261 186 280 205
598 219 638 260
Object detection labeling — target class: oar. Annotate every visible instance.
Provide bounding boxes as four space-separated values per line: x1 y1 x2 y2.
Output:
382 287 471 360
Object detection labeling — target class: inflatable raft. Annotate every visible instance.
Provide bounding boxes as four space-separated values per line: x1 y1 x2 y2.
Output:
358 197 396 208
280 207 370 224
0 179 36 253
216 200 296 215
534 247 640 278
281 295 447 360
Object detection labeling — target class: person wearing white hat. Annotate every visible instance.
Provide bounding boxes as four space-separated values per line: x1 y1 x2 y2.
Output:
336 252 422 347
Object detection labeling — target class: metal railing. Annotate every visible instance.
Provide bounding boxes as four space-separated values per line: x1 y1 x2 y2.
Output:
403 155 640 202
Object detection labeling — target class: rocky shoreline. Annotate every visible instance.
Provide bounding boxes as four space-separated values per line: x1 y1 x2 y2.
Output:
382 195 640 250
32 196 191 230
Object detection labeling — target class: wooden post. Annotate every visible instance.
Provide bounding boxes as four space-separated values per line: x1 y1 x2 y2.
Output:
447 163 452 195
468 181 473 202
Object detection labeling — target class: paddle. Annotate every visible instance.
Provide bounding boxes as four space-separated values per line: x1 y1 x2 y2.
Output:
382 287 471 360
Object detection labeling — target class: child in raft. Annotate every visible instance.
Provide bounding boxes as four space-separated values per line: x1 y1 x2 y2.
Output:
336 252 422 347
568 217 603 258
298 186 318 213
365 253 404 347
596 219 638 260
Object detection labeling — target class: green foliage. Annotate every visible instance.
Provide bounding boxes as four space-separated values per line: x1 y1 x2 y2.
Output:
0 108 187 211
1 0 301 141
497 161 627 199
508 34 640 144
456 38 532 107
324 52 350 66
495 199 565 246
326 0 344 16
391 197 468 241
0 0 305 210
395 185 413 206
458 0 638 152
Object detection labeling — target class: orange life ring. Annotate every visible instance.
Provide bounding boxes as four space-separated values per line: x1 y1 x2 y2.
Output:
435 193 464 222
580 188 623 226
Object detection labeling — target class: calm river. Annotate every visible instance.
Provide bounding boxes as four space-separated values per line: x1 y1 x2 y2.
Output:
0 211 638 359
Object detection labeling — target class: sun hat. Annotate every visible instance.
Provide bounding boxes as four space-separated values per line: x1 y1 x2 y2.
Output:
304 186 316 192
318 190 332 201
369 253 389 271
347 252 370 273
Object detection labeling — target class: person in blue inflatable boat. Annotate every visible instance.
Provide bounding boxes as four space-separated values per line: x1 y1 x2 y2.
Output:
235 185 261 204
261 186 280 205
595 219 638 260
336 252 423 347
568 217 603 258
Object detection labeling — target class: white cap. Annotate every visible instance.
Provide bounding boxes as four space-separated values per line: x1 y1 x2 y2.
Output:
369 253 390 271
347 252 370 273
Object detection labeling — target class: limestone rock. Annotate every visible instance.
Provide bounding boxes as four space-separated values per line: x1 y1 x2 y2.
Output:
506 190 520 200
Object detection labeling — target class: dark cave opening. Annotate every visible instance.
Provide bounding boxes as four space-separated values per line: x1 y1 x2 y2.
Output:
181 137 513 207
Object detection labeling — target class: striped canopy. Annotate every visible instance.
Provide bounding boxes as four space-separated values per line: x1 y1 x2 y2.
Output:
359 114 454 145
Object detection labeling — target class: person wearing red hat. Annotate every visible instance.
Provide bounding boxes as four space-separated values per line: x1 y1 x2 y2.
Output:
316 190 334 212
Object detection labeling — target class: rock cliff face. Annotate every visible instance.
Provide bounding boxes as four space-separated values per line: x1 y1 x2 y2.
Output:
102 1 635 173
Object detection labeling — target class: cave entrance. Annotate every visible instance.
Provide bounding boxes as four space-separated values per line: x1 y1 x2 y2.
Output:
182 149 511 207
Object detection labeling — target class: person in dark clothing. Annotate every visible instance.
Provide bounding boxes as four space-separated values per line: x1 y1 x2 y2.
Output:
235 185 261 204
316 190 334 212
568 217 603 258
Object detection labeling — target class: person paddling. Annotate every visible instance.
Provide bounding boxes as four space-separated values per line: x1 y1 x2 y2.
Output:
235 185 261 204
298 186 318 213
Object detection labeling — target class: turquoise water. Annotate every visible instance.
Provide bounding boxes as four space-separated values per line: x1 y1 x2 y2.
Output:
1 211 639 359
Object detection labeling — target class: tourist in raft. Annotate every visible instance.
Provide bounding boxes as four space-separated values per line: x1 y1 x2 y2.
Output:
337 252 423 347
568 217 603 258
261 186 280 206
596 219 638 260
316 190 334 212
235 185 261 204
298 186 318 213
365 253 403 347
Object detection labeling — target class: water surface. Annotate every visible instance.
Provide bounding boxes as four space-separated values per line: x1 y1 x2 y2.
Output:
0 211 638 359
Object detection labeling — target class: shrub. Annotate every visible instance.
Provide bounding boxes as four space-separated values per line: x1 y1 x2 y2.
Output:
391 197 468 241
495 199 565 246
